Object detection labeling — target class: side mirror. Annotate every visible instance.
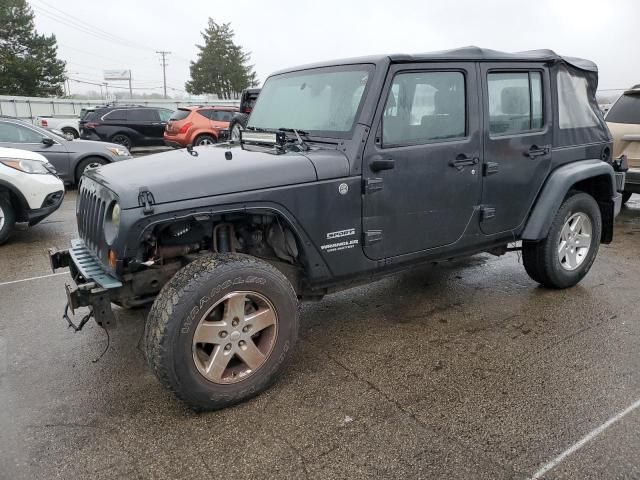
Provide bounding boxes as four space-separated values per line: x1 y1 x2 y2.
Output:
41 137 55 146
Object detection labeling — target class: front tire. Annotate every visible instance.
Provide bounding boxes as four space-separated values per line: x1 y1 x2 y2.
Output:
144 254 299 411
75 156 107 183
523 192 601 289
0 196 16 245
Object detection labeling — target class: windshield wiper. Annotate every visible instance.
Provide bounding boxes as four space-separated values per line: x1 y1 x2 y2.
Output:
279 128 310 151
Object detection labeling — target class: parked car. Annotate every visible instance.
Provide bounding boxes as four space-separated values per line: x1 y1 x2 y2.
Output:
81 106 174 150
0 117 131 184
606 85 640 204
0 147 64 244
35 115 81 139
228 88 260 140
164 105 238 148
50 47 626 411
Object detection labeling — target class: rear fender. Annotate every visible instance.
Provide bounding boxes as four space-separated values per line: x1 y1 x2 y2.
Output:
522 159 618 243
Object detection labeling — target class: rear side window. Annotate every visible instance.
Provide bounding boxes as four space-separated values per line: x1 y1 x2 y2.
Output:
171 109 191 121
488 72 543 135
606 94 640 125
557 69 599 129
102 109 128 121
382 71 466 146
128 109 159 122
212 111 234 122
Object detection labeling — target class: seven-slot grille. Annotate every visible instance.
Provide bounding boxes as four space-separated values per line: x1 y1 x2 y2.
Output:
77 180 108 255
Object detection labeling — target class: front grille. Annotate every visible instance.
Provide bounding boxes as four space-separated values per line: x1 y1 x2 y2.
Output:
76 180 108 256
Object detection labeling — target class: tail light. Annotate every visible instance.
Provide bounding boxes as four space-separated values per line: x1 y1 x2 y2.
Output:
178 122 193 134
40 119 48 127
85 122 98 129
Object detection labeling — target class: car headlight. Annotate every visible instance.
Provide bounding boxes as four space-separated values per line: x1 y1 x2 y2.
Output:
105 202 121 244
107 147 130 157
0 158 50 174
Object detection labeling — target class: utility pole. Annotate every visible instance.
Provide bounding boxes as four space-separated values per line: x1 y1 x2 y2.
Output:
156 51 171 99
128 70 133 99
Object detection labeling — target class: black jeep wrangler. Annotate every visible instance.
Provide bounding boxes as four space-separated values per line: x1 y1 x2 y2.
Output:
50 47 626 411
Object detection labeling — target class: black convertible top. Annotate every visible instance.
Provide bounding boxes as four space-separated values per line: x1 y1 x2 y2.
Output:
389 46 597 72
274 46 597 75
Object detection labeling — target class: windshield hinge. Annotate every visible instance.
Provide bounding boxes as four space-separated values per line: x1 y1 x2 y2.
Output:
138 187 155 215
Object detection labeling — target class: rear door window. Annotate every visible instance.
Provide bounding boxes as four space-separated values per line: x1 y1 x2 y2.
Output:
487 71 544 135
128 109 159 122
102 109 128 121
606 94 640 124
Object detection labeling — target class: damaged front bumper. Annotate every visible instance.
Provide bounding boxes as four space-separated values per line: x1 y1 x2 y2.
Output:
49 238 122 329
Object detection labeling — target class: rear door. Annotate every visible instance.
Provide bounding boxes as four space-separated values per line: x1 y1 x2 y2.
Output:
362 62 482 260
480 63 552 235
127 108 162 144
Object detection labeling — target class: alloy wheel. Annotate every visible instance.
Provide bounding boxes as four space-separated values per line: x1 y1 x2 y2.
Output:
0 203 5 231
557 212 592 271
197 137 214 146
192 291 278 384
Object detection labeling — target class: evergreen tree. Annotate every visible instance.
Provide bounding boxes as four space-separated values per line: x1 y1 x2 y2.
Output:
186 19 258 99
0 0 67 97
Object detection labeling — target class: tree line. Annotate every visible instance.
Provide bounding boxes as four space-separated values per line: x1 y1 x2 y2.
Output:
0 0 257 99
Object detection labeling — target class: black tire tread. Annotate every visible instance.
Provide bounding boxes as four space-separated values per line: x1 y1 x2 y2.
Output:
522 191 601 289
144 253 298 410
0 196 16 245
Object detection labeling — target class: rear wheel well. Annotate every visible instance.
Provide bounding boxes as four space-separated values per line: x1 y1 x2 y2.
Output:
569 174 614 242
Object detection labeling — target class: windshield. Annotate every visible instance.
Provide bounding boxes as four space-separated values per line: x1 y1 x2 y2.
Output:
248 65 373 137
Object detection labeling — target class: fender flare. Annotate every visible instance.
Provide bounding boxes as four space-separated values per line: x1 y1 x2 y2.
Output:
123 201 331 279
0 179 30 221
521 159 616 241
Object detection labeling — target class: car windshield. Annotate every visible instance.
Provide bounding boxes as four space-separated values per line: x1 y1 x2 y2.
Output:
606 93 640 124
248 65 373 137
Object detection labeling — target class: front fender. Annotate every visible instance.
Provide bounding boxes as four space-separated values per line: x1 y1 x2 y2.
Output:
521 159 617 241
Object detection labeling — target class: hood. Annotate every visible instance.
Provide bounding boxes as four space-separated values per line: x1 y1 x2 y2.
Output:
85 143 349 209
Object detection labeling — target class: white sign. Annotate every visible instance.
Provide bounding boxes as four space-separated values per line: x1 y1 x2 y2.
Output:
103 70 131 81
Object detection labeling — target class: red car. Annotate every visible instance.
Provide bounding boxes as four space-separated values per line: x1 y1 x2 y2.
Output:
164 105 238 147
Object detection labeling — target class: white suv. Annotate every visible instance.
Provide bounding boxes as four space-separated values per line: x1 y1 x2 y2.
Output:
0 147 65 244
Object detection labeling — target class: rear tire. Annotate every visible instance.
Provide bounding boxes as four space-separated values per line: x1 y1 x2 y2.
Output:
144 254 299 411
523 192 601 289
229 113 249 141
61 127 79 139
75 156 107 183
110 133 132 150
194 134 217 146
0 196 16 245
622 191 632 205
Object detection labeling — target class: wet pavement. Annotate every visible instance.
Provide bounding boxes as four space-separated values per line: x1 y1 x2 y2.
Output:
1 191 639 479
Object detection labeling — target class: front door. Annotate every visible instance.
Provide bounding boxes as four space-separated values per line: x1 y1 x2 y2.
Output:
362 63 482 260
0 120 70 178
479 63 552 235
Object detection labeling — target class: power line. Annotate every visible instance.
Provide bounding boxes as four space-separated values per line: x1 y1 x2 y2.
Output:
156 51 171 99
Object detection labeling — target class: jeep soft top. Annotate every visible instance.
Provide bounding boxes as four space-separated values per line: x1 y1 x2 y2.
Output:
50 47 626 410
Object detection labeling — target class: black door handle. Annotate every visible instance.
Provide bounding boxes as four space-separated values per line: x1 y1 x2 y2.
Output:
370 157 395 172
525 145 549 158
449 154 479 170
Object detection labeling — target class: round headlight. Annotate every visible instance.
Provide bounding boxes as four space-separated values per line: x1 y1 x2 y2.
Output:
111 203 121 228
105 201 120 244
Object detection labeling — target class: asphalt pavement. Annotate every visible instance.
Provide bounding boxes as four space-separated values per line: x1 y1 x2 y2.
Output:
1 191 639 480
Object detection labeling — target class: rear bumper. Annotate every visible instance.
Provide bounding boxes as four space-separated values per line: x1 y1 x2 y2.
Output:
624 168 640 193
164 139 185 149
49 238 122 328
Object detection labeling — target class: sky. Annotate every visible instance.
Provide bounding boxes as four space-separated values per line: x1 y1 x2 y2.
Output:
29 0 639 97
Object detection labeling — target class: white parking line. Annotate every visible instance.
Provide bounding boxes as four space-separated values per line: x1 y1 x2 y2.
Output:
530 397 640 479
0 272 68 287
